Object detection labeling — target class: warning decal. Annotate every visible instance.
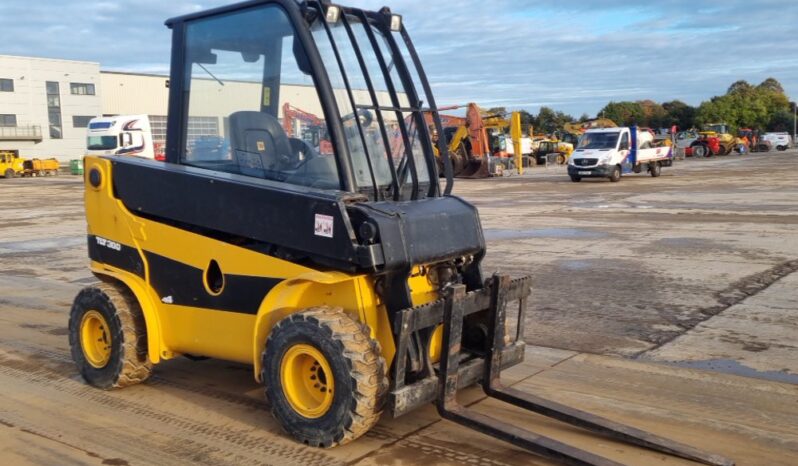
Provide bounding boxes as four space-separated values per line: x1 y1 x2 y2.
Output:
314 214 334 238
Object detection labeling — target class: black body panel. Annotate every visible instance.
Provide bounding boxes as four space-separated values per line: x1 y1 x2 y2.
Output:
110 157 485 279
87 234 145 278
145 251 281 315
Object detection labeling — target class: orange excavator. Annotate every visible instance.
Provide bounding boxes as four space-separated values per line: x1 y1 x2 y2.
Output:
427 102 505 178
281 102 334 155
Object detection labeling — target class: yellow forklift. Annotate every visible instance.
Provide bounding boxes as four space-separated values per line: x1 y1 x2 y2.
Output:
69 1 731 464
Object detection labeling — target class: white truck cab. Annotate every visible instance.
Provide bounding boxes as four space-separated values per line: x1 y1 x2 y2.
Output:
567 126 673 182
86 115 155 159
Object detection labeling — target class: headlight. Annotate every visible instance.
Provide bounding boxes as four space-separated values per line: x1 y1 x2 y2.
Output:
599 155 613 165
568 157 576 165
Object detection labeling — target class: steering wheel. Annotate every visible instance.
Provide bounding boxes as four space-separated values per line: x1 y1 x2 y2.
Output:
342 108 374 128
281 138 319 170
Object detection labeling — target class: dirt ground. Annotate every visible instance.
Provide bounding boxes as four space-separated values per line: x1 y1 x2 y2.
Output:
1 151 797 465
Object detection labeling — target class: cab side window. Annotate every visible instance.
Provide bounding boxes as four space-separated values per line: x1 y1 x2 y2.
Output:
619 133 630 151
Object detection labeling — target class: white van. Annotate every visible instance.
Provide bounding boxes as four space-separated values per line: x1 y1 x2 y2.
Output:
762 132 792 151
567 127 673 182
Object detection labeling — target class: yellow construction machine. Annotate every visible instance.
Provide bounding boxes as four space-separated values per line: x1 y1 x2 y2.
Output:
1 151 25 178
68 2 731 465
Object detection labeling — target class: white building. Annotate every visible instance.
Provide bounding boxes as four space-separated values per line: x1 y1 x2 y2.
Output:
1 54 391 163
0 55 102 161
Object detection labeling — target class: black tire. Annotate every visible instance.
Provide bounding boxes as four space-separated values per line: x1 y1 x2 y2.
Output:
569 175 581 182
650 162 662 177
777 145 786 151
692 144 708 158
609 165 621 182
4 168 14 178
262 307 387 448
69 283 152 389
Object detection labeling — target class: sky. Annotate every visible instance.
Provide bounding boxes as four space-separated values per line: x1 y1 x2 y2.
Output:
1 0 796 116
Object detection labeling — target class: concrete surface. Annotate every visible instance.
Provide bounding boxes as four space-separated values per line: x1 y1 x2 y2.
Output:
1 152 797 465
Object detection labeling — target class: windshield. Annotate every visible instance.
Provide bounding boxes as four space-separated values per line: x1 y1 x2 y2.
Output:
309 5 435 200
87 135 118 151
577 132 619 150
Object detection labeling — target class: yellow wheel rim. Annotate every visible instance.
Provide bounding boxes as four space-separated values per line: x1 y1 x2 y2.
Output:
80 310 112 368
280 344 334 419
429 324 444 364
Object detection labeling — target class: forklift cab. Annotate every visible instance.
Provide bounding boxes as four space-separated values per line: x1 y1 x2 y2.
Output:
166 0 447 200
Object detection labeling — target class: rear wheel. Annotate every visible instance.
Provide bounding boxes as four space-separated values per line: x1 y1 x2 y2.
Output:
68 283 152 389
649 162 661 177
556 154 566 165
692 144 708 158
263 307 387 448
3 168 13 178
609 165 621 182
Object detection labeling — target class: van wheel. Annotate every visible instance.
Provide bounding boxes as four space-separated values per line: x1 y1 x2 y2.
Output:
650 162 662 177
263 307 387 448
570 175 581 182
3 168 14 178
609 165 621 182
69 283 153 389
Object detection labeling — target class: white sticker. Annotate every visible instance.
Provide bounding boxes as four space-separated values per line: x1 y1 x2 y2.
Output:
314 214 334 238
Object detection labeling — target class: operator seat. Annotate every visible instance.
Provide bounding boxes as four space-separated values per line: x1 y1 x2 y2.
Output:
228 111 292 179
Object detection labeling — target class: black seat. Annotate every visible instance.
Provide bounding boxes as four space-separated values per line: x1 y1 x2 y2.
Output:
228 111 292 178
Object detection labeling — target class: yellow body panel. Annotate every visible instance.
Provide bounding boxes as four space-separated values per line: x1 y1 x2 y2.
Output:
83 156 439 380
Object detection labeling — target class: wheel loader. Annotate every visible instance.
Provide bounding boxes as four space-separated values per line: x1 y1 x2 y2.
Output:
69 1 732 464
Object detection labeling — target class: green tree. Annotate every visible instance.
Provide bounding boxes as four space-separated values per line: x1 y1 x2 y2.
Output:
695 78 790 131
533 106 575 134
599 101 645 126
757 77 785 95
727 80 754 95
662 100 696 129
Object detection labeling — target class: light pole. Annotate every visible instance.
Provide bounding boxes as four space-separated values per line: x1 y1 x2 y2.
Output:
793 102 797 148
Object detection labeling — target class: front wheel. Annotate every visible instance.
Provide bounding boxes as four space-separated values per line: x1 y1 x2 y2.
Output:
262 307 387 448
68 283 153 389
569 175 581 182
609 165 621 182
3 168 14 178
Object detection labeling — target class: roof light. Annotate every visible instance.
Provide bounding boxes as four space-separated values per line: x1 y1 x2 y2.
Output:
325 5 341 23
389 14 402 32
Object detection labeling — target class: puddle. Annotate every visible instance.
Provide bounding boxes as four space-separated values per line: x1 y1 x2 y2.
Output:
483 228 607 241
662 358 798 384
559 259 593 271
0 236 84 253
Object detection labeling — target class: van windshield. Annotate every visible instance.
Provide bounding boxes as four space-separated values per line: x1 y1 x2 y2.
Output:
577 132 619 150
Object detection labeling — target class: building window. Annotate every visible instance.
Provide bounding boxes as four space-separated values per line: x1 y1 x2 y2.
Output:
70 82 96 95
46 81 62 139
0 79 13 92
72 115 95 128
0 114 17 127
149 115 167 143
